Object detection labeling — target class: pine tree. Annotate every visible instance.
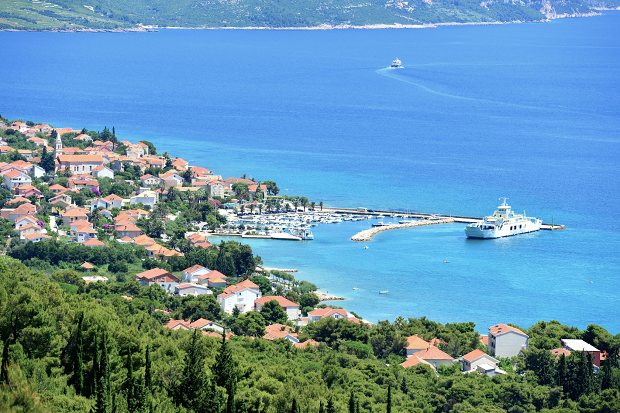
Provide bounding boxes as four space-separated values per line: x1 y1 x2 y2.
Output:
386 385 392 413
144 344 151 392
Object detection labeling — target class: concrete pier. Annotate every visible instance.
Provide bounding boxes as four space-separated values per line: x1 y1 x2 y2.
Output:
324 207 566 231
351 218 455 241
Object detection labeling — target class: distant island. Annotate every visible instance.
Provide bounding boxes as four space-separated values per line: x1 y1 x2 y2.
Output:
0 0 619 31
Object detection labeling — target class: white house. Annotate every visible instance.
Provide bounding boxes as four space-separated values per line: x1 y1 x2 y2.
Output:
74 225 97 243
182 264 210 283
405 335 431 357
407 346 454 369
130 190 158 209
217 279 262 314
93 165 115 179
91 194 124 211
206 181 225 198
254 295 301 321
136 268 180 293
306 307 359 324
3 170 32 190
140 174 162 187
189 318 224 333
175 283 212 297
57 154 104 174
460 349 506 376
488 324 529 358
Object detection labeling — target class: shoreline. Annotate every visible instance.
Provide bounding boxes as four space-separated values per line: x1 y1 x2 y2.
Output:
0 11 608 33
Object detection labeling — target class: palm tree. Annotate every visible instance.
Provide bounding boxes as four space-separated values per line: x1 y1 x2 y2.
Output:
310 202 316 211
301 198 308 212
258 204 263 215
293 199 299 212
319 201 324 211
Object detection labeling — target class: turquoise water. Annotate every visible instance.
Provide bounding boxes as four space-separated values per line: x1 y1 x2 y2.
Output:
1 13 619 331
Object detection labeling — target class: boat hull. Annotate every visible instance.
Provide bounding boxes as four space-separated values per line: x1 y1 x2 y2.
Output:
465 220 541 239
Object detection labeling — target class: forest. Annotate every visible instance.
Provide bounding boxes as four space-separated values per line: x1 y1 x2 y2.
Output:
1 254 619 413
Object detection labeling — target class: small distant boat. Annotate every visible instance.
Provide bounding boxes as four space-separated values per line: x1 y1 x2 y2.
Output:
364 246 369 250
352 287 358 290
443 259 450 264
372 221 390 227
270 232 302 241
379 290 389 295
390 58 402 68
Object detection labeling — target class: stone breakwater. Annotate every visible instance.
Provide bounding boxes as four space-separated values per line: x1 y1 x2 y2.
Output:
351 218 455 242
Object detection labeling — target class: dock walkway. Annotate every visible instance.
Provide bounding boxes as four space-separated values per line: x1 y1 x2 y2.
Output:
324 207 565 231
351 218 455 242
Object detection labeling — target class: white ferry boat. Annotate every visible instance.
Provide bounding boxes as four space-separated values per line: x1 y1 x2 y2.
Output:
390 58 402 68
464 198 542 239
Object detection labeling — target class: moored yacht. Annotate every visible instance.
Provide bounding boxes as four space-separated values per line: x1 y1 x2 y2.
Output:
465 198 542 239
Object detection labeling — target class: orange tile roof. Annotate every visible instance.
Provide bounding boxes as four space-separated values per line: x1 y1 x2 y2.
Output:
480 335 489 346
489 324 528 337
218 279 259 299
293 339 320 349
551 348 572 358
58 154 104 163
461 349 490 363
164 319 191 330
83 239 105 247
136 268 173 280
183 264 208 274
413 346 454 361
401 355 433 369
263 323 297 341
189 318 214 329
24 232 51 241
255 295 299 308
406 335 430 350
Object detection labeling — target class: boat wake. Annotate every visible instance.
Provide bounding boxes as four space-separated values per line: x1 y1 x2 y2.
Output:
375 67 608 117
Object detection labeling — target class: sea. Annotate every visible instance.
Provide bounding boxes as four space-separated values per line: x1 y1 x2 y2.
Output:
1 13 619 332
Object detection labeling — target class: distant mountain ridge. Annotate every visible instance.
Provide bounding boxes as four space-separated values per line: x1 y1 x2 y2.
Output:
0 0 618 30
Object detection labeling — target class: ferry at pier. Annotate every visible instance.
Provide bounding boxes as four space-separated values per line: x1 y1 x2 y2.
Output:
464 198 542 239
390 58 402 68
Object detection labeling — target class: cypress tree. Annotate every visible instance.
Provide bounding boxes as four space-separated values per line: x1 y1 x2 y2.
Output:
179 329 205 409
386 385 392 413
400 376 408 395
348 392 355 413
318 401 324 413
125 353 136 412
90 338 100 399
326 397 335 413
356 401 360 413
74 313 85 395
96 332 111 413
601 353 616 390
291 398 299 413
213 332 237 413
556 353 568 391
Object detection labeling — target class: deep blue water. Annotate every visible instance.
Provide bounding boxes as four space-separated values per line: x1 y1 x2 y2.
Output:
1 13 619 331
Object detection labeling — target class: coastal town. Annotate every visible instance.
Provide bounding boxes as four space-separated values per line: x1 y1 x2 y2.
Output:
0 116 618 413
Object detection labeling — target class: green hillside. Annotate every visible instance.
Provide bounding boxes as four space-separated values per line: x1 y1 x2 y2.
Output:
1 0 619 30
